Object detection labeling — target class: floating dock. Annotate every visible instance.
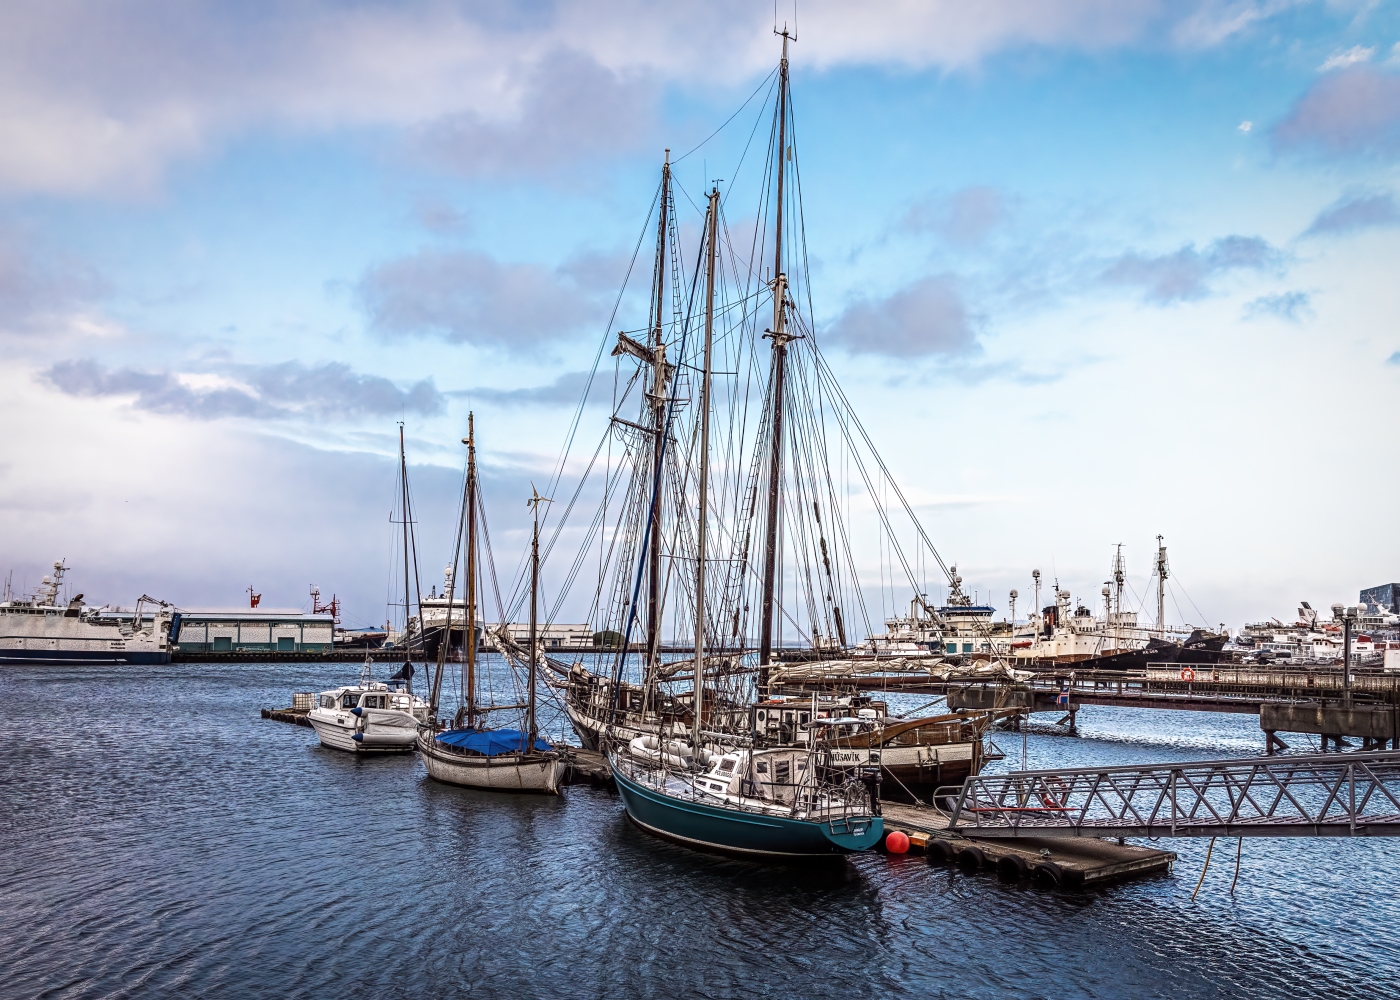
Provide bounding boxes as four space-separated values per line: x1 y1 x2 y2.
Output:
261 706 313 728
879 801 1175 887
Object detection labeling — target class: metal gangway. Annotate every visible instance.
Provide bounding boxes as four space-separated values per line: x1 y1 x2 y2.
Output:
947 751 1400 838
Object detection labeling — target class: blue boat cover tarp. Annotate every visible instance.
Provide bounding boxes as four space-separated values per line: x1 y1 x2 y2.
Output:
434 728 552 756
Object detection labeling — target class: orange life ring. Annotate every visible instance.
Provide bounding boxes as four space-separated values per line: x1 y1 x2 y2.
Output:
1180 667 1196 682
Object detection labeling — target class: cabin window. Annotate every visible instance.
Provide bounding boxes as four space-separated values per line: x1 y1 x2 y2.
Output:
320 695 335 709
718 759 736 773
756 761 769 774
392 696 410 710
945 643 957 654
783 712 793 723
797 761 807 771
799 712 810 724
364 695 385 709
342 692 360 709
775 761 791 783
962 642 973 653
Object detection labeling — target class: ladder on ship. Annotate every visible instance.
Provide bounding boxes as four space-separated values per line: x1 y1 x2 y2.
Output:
947 751 1400 838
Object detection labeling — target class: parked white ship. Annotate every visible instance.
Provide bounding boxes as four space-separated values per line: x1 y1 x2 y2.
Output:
0 561 176 665
306 680 430 752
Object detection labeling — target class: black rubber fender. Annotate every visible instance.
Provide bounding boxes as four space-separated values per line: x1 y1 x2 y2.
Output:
1032 861 1064 886
956 845 987 870
996 854 1030 881
926 838 956 863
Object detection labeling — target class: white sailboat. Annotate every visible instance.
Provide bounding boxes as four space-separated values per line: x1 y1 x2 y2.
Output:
417 415 565 794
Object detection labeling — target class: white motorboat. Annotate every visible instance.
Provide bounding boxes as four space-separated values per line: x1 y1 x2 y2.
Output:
306 679 430 753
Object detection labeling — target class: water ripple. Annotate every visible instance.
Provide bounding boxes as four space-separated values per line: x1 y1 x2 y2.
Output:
2 663 1399 999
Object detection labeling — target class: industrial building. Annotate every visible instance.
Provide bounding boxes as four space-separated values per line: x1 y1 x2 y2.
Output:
173 609 335 653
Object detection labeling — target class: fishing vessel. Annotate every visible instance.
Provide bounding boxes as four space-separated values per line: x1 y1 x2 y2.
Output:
0 561 176 665
1009 541 1228 668
418 416 565 795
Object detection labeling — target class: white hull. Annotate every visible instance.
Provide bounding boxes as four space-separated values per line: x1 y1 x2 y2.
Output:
307 715 418 753
418 736 564 794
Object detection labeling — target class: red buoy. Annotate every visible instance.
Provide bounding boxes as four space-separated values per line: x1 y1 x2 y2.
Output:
886 830 910 854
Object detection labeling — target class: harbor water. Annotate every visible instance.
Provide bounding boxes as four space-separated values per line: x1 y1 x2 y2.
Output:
3 661 1398 999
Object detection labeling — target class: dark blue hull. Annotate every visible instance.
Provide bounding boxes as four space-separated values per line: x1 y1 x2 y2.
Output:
0 650 171 665
612 763 882 857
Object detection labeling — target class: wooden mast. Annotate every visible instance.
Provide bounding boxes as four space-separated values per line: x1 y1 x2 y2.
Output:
526 487 549 747
398 423 416 663
646 151 672 686
693 186 719 757
464 413 478 729
757 32 791 688
429 418 472 722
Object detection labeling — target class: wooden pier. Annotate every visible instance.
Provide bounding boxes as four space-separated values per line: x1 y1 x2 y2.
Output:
261 706 312 727
879 801 1175 886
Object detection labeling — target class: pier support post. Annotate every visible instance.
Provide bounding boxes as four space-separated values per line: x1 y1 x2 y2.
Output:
1265 730 1288 755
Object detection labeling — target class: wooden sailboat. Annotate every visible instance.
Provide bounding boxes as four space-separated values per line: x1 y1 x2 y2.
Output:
417 415 565 794
533 32 994 811
607 160 883 856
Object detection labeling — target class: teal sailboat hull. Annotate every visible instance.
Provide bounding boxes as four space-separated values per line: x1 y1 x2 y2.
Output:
613 762 882 857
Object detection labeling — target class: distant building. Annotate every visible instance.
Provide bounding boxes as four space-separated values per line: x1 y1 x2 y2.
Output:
174 609 335 653
500 622 593 649
1361 584 1400 615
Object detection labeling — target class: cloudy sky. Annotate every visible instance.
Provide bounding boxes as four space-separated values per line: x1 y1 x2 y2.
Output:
2 0 1398 631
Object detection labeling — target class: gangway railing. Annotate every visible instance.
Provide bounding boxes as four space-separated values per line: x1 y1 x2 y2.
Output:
947 751 1400 838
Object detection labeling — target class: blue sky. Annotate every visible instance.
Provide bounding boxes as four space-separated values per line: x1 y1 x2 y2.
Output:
2 1 1398 630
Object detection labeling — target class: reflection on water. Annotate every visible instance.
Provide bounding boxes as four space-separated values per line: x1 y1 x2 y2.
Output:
1 662 1397 999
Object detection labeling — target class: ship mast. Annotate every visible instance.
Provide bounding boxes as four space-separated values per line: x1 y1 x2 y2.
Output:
1155 535 1169 637
693 186 719 758
398 423 419 662
757 30 792 688
1113 544 1125 616
465 414 478 728
526 487 550 748
429 416 474 722
646 152 673 685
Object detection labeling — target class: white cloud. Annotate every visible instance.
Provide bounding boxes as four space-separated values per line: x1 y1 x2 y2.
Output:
0 1 1304 197
1238 120 1253 132
1320 44 1377 72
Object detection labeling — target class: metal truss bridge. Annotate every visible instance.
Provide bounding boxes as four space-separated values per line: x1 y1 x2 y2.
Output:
947 751 1400 839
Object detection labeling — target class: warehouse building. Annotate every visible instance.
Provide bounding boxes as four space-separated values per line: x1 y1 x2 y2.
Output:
173 609 335 653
